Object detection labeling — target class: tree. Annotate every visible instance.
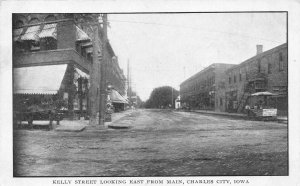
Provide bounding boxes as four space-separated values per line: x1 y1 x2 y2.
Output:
145 86 179 109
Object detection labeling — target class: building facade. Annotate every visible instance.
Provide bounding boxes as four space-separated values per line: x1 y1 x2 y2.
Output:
220 43 287 115
180 63 235 110
13 13 127 119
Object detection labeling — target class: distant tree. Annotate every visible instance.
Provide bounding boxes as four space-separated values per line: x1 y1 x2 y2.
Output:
145 86 179 109
136 96 145 108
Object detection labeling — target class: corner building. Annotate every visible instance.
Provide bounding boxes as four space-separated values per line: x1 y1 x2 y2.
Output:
222 43 287 115
13 14 127 119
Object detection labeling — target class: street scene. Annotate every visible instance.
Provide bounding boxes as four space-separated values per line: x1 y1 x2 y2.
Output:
12 13 288 176
14 109 287 176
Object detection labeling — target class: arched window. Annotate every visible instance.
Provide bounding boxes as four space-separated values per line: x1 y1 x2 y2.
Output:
15 20 24 28
28 18 39 24
44 15 56 22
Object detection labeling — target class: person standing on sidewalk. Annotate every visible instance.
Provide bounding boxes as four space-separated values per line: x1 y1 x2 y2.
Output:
245 104 250 116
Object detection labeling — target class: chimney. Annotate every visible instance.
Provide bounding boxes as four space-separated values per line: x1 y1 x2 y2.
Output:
256 45 263 55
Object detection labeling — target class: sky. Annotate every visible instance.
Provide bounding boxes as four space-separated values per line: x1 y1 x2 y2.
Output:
107 13 286 101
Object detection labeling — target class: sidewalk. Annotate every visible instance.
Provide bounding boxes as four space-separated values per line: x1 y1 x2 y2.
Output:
55 119 88 132
85 109 136 131
55 109 136 132
190 109 247 119
184 109 288 123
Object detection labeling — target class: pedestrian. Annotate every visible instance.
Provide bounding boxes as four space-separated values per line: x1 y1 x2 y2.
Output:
245 104 250 116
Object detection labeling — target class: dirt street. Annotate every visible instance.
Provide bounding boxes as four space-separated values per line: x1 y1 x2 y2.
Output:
13 109 288 176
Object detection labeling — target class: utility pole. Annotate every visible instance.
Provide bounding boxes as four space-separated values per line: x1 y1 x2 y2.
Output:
127 59 131 107
89 16 101 125
171 87 173 108
98 14 108 125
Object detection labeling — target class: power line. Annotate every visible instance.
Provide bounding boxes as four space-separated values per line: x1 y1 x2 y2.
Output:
108 19 283 44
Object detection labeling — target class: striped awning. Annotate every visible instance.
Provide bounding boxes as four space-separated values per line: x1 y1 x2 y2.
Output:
76 26 91 41
75 68 90 79
13 64 67 94
13 28 23 41
38 23 57 39
110 89 128 104
81 41 93 47
21 25 40 41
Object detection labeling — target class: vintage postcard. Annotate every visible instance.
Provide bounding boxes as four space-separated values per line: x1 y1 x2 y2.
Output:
0 0 300 186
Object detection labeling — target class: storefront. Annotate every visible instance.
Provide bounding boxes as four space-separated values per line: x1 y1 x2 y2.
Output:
109 89 128 112
13 64 90 122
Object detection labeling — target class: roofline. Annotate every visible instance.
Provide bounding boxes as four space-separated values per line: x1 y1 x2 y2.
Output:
180 63 235 86
226 42 287 72
106 41 116 57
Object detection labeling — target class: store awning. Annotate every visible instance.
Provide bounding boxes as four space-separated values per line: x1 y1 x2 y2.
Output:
110 89 128 104
38 23 57 39
251 91 278 96
81 41 93 47
21 25 40 41
13 28 23 41
76 26 91 41
14 64 68 94
75 68 90 79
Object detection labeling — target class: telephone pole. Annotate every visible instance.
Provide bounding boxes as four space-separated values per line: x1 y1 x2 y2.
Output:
98 14 108 125
89 16 101 125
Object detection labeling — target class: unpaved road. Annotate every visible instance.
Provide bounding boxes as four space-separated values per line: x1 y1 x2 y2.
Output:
14 109 288 176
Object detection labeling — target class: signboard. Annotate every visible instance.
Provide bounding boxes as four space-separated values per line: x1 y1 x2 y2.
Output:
262 109 277 117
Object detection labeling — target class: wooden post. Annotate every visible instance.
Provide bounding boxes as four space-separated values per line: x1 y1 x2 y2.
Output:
99 14 108 126
89 24 101 125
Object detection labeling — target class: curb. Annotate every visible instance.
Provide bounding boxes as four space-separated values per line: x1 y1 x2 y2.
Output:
190 110 247 119
188 110 288 123
55 126 86 132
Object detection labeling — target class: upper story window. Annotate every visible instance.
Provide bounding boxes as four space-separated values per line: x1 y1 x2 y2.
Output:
41 37 57 50
268 63 272 74
44 15 56 22
13 20 58 53
229 77 231 84
233 75 236 83
28 18 39 24
15 20 24 28
257 59 261 73
279 52 284 71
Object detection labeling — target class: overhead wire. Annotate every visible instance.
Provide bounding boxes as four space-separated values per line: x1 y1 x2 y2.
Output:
107 19 284 44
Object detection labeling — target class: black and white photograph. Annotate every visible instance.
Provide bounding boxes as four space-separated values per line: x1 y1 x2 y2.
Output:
1 1 300 186
11 12 288 177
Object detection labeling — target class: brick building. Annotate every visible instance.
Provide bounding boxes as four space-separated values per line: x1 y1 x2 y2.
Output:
13 14 127 119
220 43 287 115
180 63 235 110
